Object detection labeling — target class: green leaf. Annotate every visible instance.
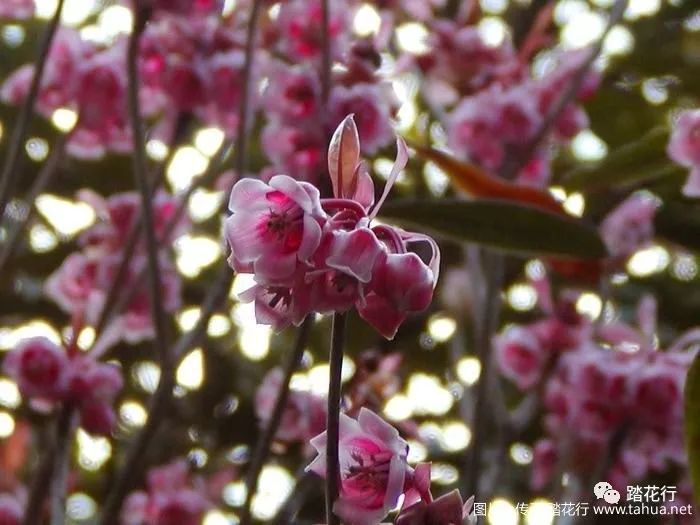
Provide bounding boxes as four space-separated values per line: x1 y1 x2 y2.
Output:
684 353 700 508
379 199 608 259
562 127 678 191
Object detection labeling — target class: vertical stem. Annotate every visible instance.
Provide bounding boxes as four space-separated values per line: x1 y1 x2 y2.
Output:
239 316 314 525
320 0 332 109
233 0 262 177
0 0 66 221
325 312 347 525
49 405 75 525
0 136 66 273
126 5 170 367
464 249 504 501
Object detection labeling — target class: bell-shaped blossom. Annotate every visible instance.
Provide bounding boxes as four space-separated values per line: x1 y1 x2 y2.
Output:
358 251 437 339
224 175 326 285
3 338 69 401
307 408 411 525
667 109 700 197
255 368 327 443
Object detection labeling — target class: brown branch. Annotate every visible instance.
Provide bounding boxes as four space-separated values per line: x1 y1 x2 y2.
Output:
503 0 629 180
0 0 67 221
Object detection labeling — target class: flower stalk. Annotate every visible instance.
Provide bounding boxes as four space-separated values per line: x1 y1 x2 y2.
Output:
325 311 347 525
0 0 66 221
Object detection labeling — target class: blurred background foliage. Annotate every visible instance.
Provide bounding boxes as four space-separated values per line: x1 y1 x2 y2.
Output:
1 0 700 524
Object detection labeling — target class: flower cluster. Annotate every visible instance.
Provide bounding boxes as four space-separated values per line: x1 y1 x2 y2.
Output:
226 116 440 339
45 190 184 350
261 0 397 184
1 0 399 172
122 460 212 525
496 289 695 503
404 21 597 185
445 47 597 185
3 337 123 436
667 109 700 197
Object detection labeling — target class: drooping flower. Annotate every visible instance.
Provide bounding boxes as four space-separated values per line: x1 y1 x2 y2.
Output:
227 114 440 340
307 408 411 525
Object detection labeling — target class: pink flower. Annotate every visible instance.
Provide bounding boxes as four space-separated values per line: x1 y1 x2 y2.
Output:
600 193 658 259
358 251 437 339
224 175 326 285
3 338 68 401
668 109 700 166
307 408 411 525
495 326 546 390
261 123 325 183
330 84 396 155
121 460 211 525
667 109 700 196
264 63 321 121
255 368 326 443
228 115 439 339
276 0 350 61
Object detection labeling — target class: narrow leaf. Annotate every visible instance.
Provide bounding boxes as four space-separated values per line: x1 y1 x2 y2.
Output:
380 199 607 259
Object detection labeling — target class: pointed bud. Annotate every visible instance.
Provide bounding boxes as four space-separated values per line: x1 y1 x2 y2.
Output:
328 114 361 199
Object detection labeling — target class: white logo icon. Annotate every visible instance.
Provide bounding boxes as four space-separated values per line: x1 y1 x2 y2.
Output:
594 482 612 499
594 482 621 504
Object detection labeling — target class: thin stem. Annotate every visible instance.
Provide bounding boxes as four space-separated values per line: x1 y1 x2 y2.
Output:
125 5 170 365
0 0 66 221
233 0 262 177
320 0 332 109
272 470 317 525
0 136 66 273
240 316 314 525
21 420 61 525
325 312 346 525
464 249 504 501
503 0 629 179
49 405 75 525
